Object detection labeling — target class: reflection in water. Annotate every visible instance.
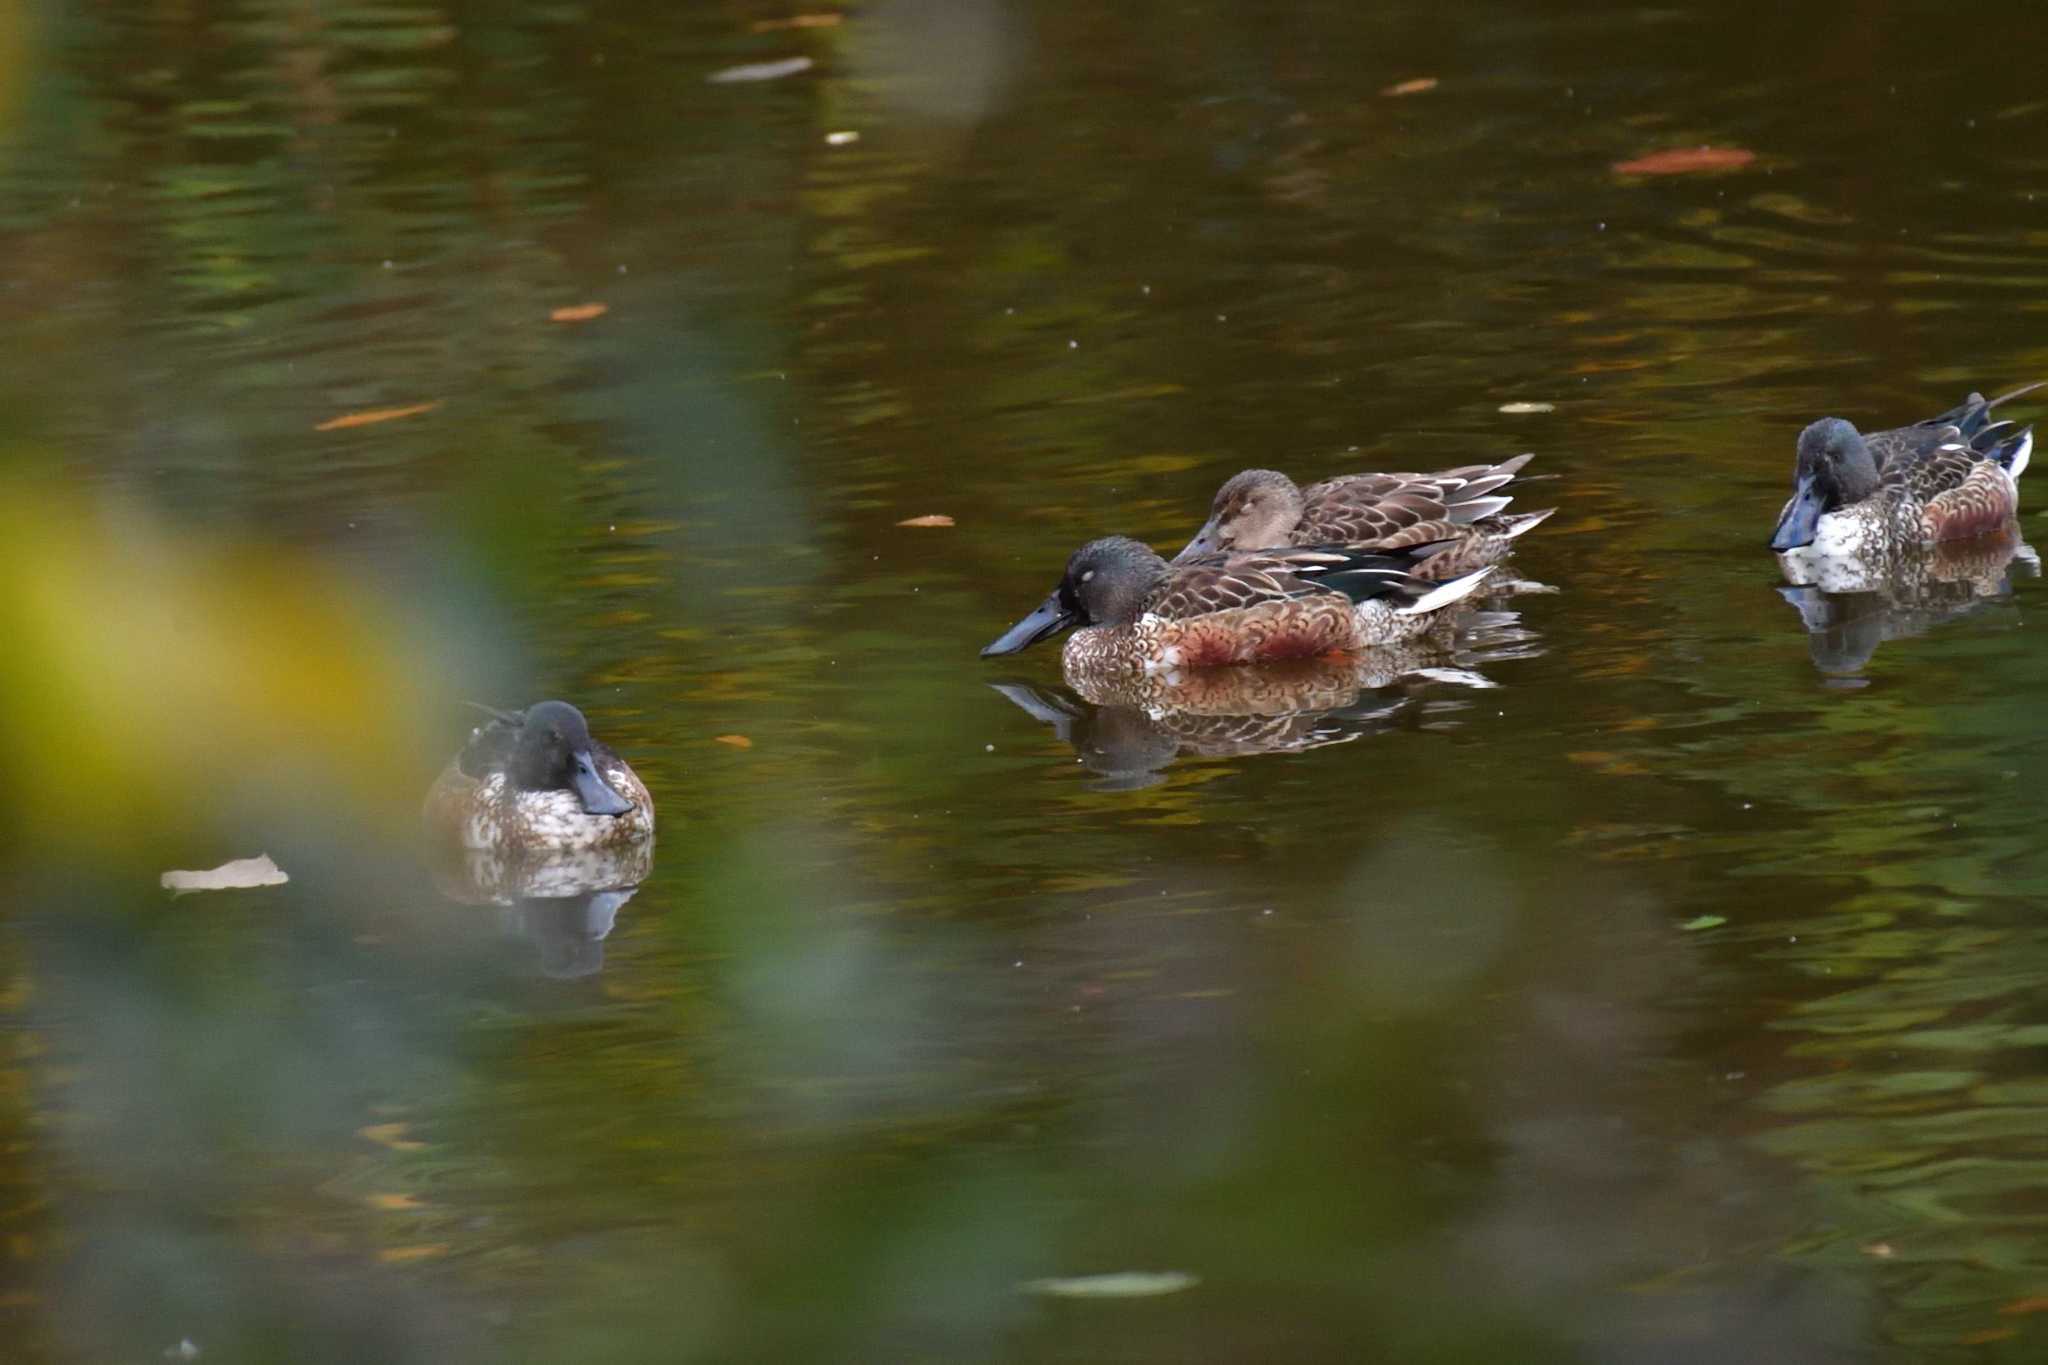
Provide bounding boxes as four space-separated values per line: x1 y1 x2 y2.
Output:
995 610 1542 788
428 842 652 978
10 0 2048 1358
1775 524 2037 675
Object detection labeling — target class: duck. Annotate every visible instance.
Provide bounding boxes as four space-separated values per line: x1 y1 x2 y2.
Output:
423 700 654 853
980 536 1494 681
1174 454 1553 578
1769 385 2039 562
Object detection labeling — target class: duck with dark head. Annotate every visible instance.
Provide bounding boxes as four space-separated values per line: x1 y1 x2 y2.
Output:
424 700 654 854
1770 385 2038 563
981 535 1494 689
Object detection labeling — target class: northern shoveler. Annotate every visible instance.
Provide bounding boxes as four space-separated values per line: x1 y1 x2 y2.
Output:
424 700 654 853
979 536 1494 678
1174 455 1554 578
1769 385 2039 561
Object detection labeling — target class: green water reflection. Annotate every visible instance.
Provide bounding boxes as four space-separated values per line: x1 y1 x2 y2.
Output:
5 1 2048 1361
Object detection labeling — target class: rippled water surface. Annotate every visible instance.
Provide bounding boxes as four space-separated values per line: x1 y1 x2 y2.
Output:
5 2 2048 1361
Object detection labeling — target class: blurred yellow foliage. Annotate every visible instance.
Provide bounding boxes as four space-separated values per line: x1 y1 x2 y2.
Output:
0 482 443 853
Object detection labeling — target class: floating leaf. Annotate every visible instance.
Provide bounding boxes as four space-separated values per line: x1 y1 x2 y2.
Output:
315 401 442 431
367 1193 425 1211
714 734 754 749
160 854 288 896
897 514 955 527
358 1123 427 1152
751 13 842 30
549 302 608 323
1613 146 1757 176
1680 915 1726 932
1381 77 1438 97
1860 1241 1895 1258
377 1244 449 1264
1498 401 1555 414
1020 1272 1199 1299
707 56 813 84
2001 1296 2048 1316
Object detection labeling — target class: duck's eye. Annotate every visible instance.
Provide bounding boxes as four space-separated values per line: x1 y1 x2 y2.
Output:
1080 569 1096 583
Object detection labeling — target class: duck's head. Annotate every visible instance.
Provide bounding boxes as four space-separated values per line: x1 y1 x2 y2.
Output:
508 700 635 816
1176 469 1305 560
980 536 1169 656
1770 418 1883 552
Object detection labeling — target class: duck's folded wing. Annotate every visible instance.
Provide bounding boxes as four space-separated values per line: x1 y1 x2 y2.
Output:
1145 548 1360 619
1882 438 1981 500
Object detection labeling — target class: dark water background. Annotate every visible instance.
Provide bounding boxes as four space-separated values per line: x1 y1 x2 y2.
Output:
3 1 2047 1361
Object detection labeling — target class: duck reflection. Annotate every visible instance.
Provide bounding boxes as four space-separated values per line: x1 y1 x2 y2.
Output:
993 610 1541 789
1775 522 2037 676
427 842 653 978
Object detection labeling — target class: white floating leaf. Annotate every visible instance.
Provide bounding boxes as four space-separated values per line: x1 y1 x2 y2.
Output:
707 56 814 84
160 854 289 896
1019 1271 1199 1299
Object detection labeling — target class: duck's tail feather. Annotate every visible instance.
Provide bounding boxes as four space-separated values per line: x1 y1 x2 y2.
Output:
1444 454 1537 517
2006 425 2032 480
1396 566 1495 616
1497 506 1557 539
1448 494 1514 523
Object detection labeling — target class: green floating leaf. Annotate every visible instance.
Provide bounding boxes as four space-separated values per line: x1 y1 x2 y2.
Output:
1680 915 1727 932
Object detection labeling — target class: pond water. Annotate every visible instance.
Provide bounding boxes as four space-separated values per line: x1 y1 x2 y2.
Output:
4 2 2048 1361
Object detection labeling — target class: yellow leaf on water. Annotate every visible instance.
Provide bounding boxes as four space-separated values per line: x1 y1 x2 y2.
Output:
314 401 441 431
367 1193 425 1211
549 302 608 323
1381 77 1438 97
1999 1296 2048 1316
714 734 753 749
377 1244 449 1264
897 514 955 527
358 1123 427 1151
160 854 288 896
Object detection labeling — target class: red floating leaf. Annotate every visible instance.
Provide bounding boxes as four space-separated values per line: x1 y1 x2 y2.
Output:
1613 146 1757 176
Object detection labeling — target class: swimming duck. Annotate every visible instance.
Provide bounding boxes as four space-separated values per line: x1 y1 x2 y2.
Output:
424 700 654 853
1769 385 2039 560
980 537 1494 679
1175 455 1553 578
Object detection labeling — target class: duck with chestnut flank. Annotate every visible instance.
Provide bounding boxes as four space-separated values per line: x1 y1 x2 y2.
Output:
981 537 1493 682
1175 454 1553 579
1770 385 2039 567
424 700 654 854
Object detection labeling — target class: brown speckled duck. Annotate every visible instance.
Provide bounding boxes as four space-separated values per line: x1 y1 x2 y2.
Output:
424 701 654 854
1176 454 1552 579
